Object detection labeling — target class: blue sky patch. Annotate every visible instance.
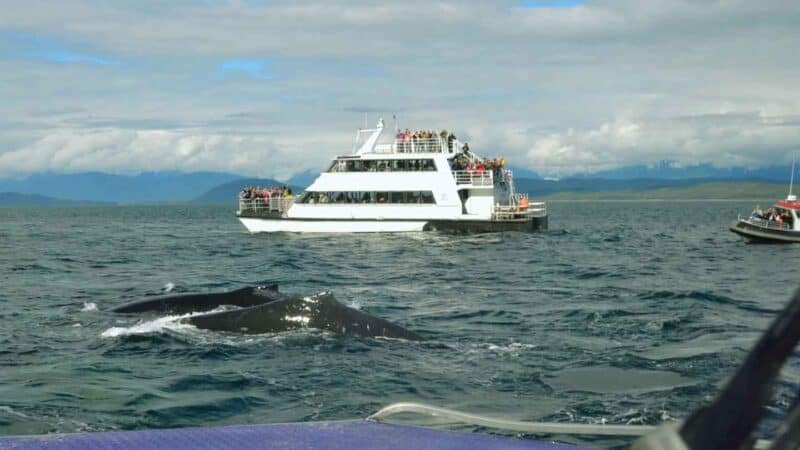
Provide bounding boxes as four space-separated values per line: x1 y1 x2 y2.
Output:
2 31 118 66
46 51 115 66
520 0 584 8
218 59 276 80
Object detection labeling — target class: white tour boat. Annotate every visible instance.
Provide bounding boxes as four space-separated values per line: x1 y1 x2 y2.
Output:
237 119 547 233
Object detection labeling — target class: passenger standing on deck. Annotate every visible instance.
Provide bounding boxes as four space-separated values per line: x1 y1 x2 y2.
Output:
447 132 456 152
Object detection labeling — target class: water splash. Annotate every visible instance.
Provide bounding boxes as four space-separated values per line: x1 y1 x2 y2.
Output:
101 314 197 338
346 298 363 310
100 305 242 338
164 282 175 293
81 302 98 312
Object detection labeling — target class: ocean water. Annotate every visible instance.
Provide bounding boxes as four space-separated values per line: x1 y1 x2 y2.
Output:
1 201 798 448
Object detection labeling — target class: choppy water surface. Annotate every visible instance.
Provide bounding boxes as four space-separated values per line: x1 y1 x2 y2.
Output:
1 202 798 448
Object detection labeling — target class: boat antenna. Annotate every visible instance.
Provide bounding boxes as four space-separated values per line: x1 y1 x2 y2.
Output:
790 153 796 201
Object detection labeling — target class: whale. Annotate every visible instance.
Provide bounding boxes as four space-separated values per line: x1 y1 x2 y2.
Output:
111 286 423 341
111 284 283 314
185 291 423 340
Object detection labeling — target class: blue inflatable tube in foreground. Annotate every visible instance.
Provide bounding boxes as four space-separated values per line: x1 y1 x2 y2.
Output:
0 420 589 450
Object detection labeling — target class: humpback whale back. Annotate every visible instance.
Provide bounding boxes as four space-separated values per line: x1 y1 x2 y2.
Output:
185 292 424 341
111 284 283 315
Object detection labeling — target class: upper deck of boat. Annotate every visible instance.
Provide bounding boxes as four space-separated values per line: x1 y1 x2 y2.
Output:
343 120 467 159
336 137 458 160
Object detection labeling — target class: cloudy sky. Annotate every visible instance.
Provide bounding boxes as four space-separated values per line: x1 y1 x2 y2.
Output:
0 0 798 179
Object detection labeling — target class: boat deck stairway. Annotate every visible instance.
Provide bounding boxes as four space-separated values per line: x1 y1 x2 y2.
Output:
452 170 493 188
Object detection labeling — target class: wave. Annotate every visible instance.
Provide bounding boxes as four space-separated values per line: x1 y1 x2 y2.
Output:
0 405 31 419
101 312 203 338
637 290 776 314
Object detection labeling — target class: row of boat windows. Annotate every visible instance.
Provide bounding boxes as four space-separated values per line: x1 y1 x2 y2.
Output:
297 191 437 205
328 159 437 173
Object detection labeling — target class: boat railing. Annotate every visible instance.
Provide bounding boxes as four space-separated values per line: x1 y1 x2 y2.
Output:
451 170 493 187
238 196 294 215
740 215 792 231
494 201 547 220
393 137 450 153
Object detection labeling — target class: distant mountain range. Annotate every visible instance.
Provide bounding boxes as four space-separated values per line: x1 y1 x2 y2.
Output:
0 171 241 204
514 177 712 197
189 178 296 205
287 169 320 188
537 181 788 201
0 162 794 206
567 161 793 181
0 192 112 207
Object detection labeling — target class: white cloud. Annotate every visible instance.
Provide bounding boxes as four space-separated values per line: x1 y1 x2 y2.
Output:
0 127 341 179
526 113 800 175
0 0 798 178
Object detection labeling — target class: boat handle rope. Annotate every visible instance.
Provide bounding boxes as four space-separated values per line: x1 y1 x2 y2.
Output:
368 402 773 449
368 402 657 436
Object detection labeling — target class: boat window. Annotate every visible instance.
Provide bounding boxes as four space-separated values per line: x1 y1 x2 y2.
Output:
296 192 312 204
297 191 436 205
327 159 436 173
390 192 406 204
297 192 319 204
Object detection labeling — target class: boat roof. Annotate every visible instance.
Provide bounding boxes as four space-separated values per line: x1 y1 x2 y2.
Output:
775 200 800 210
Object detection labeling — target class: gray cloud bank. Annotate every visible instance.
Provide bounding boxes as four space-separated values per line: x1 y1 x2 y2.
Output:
0 0 798 179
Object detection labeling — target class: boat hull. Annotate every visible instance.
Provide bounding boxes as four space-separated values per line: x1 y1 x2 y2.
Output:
239 217 427 233
238 216 547 234
729 219 800 243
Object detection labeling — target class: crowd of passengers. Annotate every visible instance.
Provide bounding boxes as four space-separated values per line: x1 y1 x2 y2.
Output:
240 186 293 200
449 154 507 174
395 129 458 152
751 205 794 227
332 159 436 172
